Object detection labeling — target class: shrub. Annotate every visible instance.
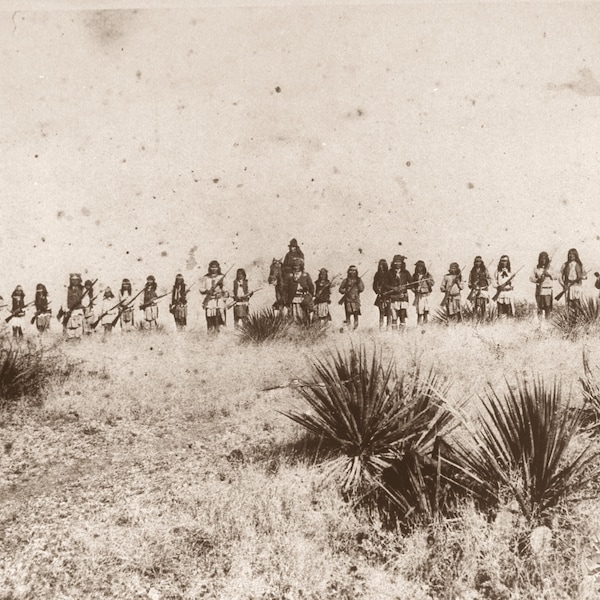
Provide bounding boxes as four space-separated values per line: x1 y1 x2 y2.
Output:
551 297 600 339
237 307 290 343
0 341 71 410
433 303 498 326
448 375 599 525
580 348 600 431
283 341 457 526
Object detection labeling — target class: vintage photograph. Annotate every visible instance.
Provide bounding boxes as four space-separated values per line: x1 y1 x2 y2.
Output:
2 1 600 598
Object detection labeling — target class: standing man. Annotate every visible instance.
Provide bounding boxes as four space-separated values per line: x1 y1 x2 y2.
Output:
285 258 314 322
141 275 159 330
530 251 555 320
440 263 464 322
468 256 491 318
34 283 52 334
383 255 412 330
119 278 135 332
170 274 188 330
560 248 586 318
82 279 96 334
339 265 365 329
63 273 85 340
199 260 229 334
412 260 434 325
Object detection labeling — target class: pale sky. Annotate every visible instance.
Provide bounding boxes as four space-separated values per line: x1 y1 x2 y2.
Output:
2 2 600 312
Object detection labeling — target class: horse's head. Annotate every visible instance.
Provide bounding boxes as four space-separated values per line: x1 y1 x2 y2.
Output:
268 258 282 285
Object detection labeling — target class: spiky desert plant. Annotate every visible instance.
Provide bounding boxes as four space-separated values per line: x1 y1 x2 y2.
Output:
551 298 600 339
237 307 290 344
0 341 69 409
580 348 600 431
284 342 456 524
433 303 498 326
448 375 599 525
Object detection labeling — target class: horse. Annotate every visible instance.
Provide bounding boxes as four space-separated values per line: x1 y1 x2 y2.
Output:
268 258 286 314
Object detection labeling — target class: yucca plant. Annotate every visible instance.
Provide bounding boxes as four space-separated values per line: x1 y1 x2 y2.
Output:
433 303 498 326
551 298 600 338
448 375 599 525
237 307 290 344
580 348 600 431
283 342 457 525
0 341 69 409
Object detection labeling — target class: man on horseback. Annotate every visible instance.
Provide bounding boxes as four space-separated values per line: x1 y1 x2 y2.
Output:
282 238 304 280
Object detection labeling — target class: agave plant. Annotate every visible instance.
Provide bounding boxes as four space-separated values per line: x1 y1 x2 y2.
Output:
448 375 599 525
0 341 69 409
551 298 600 339
433 303 498 326
283 342 456 524
580 348 600 431
237 307 290 344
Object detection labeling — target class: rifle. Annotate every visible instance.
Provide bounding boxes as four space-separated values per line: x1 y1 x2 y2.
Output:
60 278 98 326
466 259 494 304
5 300 35 323
201 264 235 309
225 287 262 310
30 302 52 325
440 266 465 307
139 291 170 311
492 266 523 302
554 269 589 302
90 287 146 329
338 270 368 305
315 275 341 304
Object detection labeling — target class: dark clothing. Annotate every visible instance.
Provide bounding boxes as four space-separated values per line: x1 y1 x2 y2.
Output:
143 284 158 306
469 267 491 290
171 284 187 306
35 291 49 313
67 286 84 310
282 248 305 278
383 267 412 302
286 271 314 308
11 294 25 316
314 279 331 304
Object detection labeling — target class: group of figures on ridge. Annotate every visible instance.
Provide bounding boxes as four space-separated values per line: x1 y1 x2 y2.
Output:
270 243 599 330
1 262 255 340
1 243 597 339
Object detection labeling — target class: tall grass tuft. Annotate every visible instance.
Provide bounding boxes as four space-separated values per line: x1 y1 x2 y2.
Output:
580 348 600 431
0 341 71 410
551 297 600 339
237 307 290 344
283 342 457 526
448 375 599 525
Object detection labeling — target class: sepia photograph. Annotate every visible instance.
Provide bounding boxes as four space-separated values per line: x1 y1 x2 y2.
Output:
2 1 600 597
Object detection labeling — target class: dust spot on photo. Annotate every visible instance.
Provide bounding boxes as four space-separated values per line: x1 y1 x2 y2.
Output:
84 10 137 47
275 86 281 93
186 246 198 270
547 68 600 97
467 182 474 189
161 251 168 257
81 207 91 216
57 210 65 219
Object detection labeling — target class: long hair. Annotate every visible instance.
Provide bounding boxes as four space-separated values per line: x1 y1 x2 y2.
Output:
377 259 388 274
497 255 511 273
206 261 222 276
567 248 582 266
413 261 427 277
537 251 550 269
120 279 132 295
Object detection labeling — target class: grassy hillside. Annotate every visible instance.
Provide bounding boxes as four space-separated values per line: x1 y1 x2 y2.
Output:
2 320 600 599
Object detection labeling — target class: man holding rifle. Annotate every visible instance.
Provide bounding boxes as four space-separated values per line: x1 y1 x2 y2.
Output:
412 260 434 325
467 256 491 319
493 255 517 318
140 275 160 330
530 251 555 320
559 248 587 321
33 283 52 334
338 265 365 329
440 263 464 322
383 255 412 330
200 260 231 334
61 273 86 340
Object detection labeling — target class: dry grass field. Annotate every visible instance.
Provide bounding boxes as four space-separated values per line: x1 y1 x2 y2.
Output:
2 315 600 599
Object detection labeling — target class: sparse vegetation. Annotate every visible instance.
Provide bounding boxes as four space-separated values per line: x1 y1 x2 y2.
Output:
3 326 600 599
551 297 600 339
448 375 599 526
0 340 72 410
